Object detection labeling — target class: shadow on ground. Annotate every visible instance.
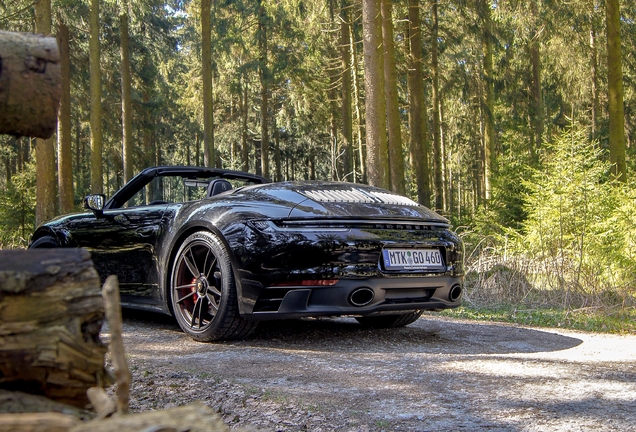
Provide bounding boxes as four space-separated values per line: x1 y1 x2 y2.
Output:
119 309 583 356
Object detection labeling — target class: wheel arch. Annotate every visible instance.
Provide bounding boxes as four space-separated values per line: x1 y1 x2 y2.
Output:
30 227 68 247
162 221 244 317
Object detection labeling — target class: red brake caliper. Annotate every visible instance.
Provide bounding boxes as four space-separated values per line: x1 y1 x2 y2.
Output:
190 277 199 303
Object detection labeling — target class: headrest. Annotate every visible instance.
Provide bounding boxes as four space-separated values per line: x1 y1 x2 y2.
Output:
207 179 233 197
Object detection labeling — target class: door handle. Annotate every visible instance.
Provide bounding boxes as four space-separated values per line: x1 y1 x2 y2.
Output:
114 214 130 225
135 227 156 237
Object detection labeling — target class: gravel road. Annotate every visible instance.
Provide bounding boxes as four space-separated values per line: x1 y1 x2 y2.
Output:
111 311 636 431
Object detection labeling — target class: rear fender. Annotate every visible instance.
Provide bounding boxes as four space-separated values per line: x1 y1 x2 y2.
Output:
161 218 250 317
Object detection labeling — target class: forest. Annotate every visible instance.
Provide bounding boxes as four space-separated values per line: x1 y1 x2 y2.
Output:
1 0 635 330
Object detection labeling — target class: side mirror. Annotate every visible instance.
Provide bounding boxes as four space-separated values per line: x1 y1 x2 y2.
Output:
84 194 105 217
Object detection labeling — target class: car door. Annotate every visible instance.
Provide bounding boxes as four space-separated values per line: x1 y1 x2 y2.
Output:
65 204 167 300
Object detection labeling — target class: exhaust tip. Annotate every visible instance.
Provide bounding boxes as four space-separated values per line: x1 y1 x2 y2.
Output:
349 288 375 307
449 284 463 302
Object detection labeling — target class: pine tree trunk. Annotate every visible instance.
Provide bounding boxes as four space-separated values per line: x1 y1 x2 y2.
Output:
121 6 133 183
431 0 443 210
241 79 249 172
479 0 495 201
340 0 354 182
202 0 215 168
75 118 81 192
89 0 103 194
274 122 282 182
259 2 270 179
35 133 57 226
362 0 389 189
4 154 10 185
34 1 57 226
57 18 73 214
328 0 339 181
382 0 405 195
590 23 599 136
440 98 449 211
605 0 626 181
472 86 484 208
142 90 152 168
195 131 201 166
350 21 366 183
529 0 543 164
407 0 431 206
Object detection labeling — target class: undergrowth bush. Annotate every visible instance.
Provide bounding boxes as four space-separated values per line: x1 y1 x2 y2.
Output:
461 126 636 318
0 163 35 249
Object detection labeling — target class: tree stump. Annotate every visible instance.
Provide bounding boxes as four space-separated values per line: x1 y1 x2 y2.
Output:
0 30 61 139
0 249 109 407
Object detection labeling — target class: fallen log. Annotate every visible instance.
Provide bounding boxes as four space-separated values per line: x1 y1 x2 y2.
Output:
0 402 244 432
0 390 89 418
0 249 110 407
0 412 79 432
0 30 61 138
69 403 239 432
0 253 247 431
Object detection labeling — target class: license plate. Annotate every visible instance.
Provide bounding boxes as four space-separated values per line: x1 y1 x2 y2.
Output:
382 248 445 271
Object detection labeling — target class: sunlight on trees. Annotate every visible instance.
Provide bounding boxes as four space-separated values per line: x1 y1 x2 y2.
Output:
0 0 634 317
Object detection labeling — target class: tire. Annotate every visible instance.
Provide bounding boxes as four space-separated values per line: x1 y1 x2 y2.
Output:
170 231 257 342
29 235 59 248
355 310 423 328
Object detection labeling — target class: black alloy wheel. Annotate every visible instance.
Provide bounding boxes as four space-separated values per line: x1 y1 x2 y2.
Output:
29 235 59 248
170 231 256 341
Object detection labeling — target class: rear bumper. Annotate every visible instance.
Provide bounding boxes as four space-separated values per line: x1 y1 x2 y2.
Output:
241 275 463 320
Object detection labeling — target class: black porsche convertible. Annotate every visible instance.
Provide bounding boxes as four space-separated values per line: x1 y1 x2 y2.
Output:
30 166 464 341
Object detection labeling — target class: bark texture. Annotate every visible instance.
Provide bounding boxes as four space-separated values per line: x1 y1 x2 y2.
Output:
0 31 60 138
0 249 109 408
57 19 73 214
34 0 57 226
431 0 443 209
362 0 388 189
120 9 133 183
382 0 405 194
70 403 233 432
605 0 626 181
0 390 87 417
340 0 353 181
102 276 130 414
202 0 215 168
0 412 79 432
258 2 270 179
529 0 543 165
89 0 103 193
407 0 431 206
241 80 249 172
479 0 495 201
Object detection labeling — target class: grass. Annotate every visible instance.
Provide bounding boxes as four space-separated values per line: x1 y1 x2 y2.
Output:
435 304 636 334
375 420 391 429
453 247 636 334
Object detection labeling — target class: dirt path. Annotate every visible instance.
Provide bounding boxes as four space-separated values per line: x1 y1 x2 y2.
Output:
111 312 636 431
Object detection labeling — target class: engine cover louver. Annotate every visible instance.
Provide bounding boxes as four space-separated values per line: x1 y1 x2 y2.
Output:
301 188 419 206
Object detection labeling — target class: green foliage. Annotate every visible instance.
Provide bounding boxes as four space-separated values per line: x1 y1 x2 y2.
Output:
0 163 35 248
463 125 636 323
520 126 636 299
